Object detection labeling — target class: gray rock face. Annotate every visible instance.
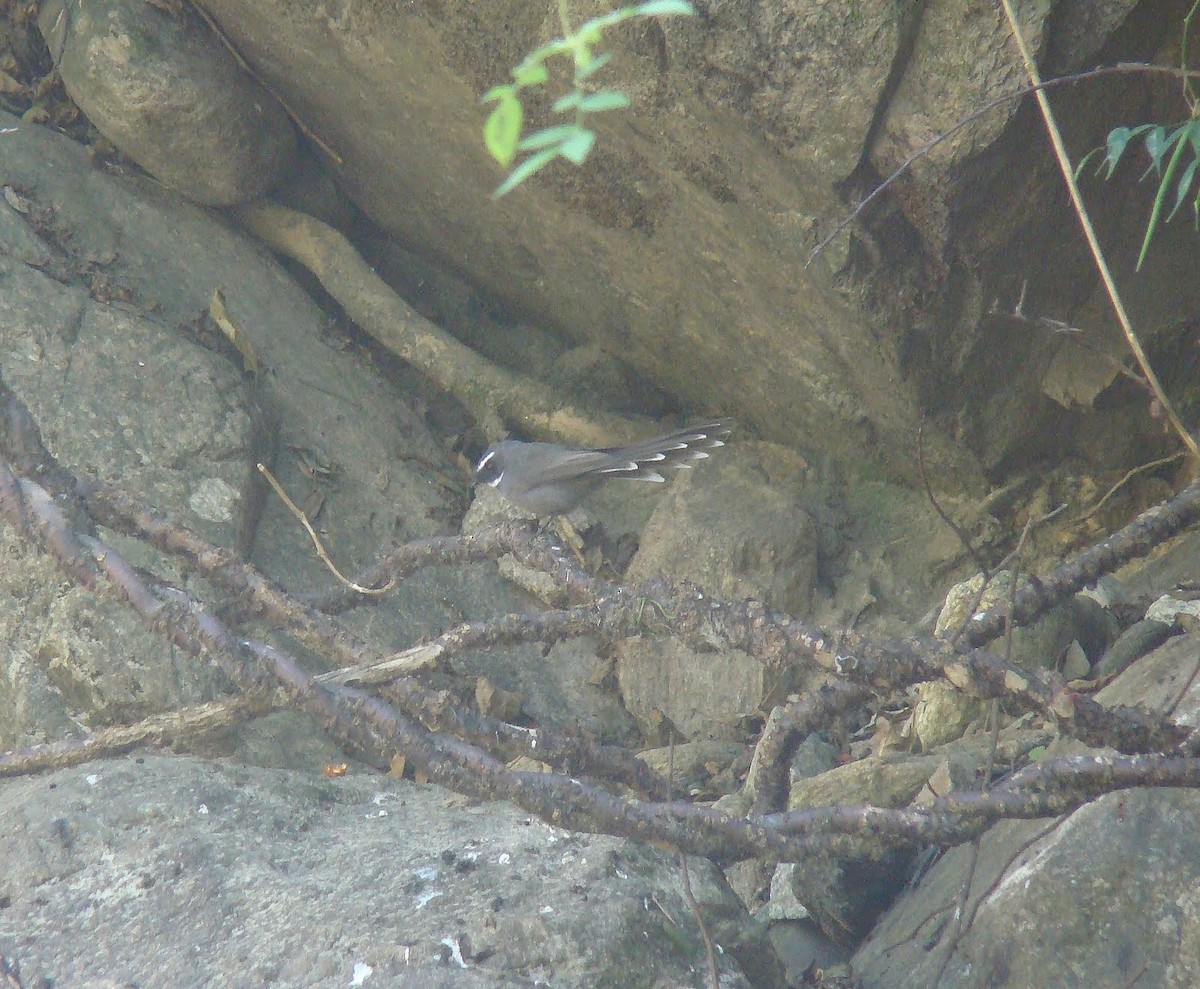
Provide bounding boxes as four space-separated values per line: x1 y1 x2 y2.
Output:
0 755 771 988
38 0 296 205
854 789 1200 989
0 108 477 752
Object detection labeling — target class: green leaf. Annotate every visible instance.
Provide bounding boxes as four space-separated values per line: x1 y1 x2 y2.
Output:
1135 127 1191 271
484 93 523 168
482 83 515 104
632 0 695 16
576 20 615 45
492 146 561 198
1101 127 1133 177
576 52 613 80
1167 156 1198 222
518 125 579 151
511 62 549 88
1143 125 1170 171
577 90 631 113
552 91 584 113
1074 147 1102 181
573 41 596 70
524 39 568 64
579 9 637 36
1143 124 1189 174
1101 124 1153 178
558 128 596 164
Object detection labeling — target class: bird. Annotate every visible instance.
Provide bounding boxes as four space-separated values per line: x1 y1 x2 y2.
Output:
473 419 734 516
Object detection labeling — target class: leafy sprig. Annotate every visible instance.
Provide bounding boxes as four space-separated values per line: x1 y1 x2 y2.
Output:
1074 0 1200 270
482 0 694 198
1076 120 1200 270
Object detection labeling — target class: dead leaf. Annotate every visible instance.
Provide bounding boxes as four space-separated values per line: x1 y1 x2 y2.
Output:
209 286 258 375
475 677 523 720
3 186 31 214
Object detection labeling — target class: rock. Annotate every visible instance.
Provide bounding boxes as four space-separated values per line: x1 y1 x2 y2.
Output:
616 634 777 742
616 441 822 738
0 108 488 757
636 739 752 798
38 0 296 205
852 626 1200 987
936 570 1076 669
912 679 982 750
1092 618 1173 681
184 0 980 489
0 755 777 988
855 786 1200 988
626 440 819 617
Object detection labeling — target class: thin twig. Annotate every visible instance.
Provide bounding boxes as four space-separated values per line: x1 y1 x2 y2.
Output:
1081 452 1186 521
679 853 720 989
256 462 394 594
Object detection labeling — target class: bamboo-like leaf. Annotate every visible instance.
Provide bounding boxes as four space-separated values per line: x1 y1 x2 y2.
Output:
1167 156 1198 222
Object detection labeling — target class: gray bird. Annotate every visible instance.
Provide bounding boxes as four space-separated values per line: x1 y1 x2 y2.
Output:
473 419 734 516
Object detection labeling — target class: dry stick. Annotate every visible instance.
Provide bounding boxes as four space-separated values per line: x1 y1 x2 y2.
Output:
303 519 591 615
67 482 671 797
9 457 1200 864
81 477 385 672
39 404 1200 762
75 524 696 844
747 681 874 816
958 476 1200 650
998 0 1199 463
679 852 720 989
189 1 343 164
0 694 274 778
256 461 394 595
230 202 636 447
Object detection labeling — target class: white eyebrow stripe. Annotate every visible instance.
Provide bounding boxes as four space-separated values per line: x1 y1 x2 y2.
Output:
475 450 496 471
484 471 504 487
